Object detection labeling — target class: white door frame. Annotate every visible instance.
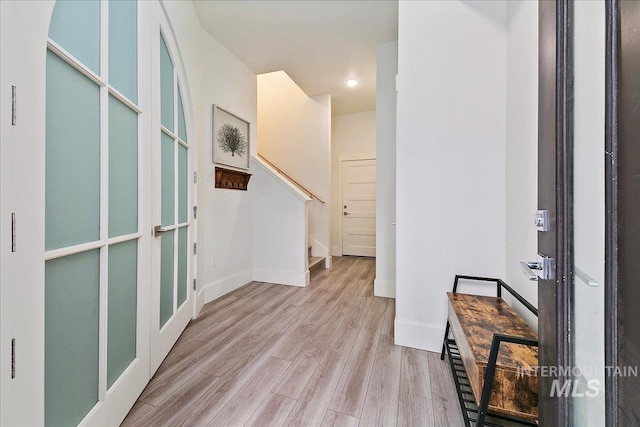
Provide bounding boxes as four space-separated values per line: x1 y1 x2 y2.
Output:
0 2 54 424
336 153 376 256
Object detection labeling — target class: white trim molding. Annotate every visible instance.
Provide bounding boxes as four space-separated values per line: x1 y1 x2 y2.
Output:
374 278 395 298
394 318 444 352
202 268 253 304
253 268 309 287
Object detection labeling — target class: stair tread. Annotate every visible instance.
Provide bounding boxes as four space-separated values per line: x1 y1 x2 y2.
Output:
308 256 324 269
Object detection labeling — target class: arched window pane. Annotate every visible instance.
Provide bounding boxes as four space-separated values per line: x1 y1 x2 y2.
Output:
49 0 100 73
178 87 187 142
109 0 137 102
160 35 174 130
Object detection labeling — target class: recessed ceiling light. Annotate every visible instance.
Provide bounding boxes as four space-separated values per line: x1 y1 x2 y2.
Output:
346 79 358 87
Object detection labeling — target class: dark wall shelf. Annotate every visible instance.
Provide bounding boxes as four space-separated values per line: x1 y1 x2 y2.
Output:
215 166 251 191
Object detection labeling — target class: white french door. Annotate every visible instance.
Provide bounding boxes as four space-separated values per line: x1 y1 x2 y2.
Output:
149 7 195 373
43 1 151 425
1 1 196 425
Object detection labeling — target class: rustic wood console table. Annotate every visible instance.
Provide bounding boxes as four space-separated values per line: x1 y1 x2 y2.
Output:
441 276 539 427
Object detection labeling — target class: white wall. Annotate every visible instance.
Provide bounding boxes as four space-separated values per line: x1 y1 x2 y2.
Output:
252 157 311 287
395 0 507 351
505 0 539 328
330 110 376 256
198 28 257 303
375 41 398 298
257 71 331 259
162 1 258 306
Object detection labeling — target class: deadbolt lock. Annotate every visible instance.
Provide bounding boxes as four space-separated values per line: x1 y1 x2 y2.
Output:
535 210 549 232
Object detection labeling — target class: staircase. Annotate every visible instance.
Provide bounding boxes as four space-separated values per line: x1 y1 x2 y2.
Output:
253 153 329 286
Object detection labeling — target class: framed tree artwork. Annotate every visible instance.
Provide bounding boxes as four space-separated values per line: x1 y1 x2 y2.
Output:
212 105 250 170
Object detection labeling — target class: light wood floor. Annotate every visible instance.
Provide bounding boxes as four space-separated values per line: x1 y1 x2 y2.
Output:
121 256 465 427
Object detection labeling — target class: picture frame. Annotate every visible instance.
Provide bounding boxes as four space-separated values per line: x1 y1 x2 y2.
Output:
212 105 250 170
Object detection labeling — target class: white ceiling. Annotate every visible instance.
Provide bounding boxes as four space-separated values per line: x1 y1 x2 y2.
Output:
193 0 398 116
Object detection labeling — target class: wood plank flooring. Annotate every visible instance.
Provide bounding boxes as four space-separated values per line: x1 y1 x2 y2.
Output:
122 256 465 427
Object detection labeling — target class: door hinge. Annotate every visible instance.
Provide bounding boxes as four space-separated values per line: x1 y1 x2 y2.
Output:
193 171 198 184
11 338 15 379
11 213 16 252
193 242 197 255
193 278 197 291
11 85 17 126
193 205 197 220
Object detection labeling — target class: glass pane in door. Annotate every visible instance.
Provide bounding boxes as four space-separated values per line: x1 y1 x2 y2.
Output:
45 51 100 251
160 230 175 328
572 1 605 424
161 132 175 227
160 36 174 130
109 0 137 102
177 226 188 307
177 87 187 142
178 144 188 223
49 0 100 73
45 250 100 427
107 240 138 389
109 95 138 237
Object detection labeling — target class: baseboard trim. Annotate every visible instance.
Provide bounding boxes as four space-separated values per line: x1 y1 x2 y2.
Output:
394 318 445 352
202 268 253 304
374 278 395 298
253 267 308 287
324 256 332 269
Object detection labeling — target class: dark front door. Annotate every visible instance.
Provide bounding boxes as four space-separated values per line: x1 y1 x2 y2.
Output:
537 0 573 424
538 1 640 425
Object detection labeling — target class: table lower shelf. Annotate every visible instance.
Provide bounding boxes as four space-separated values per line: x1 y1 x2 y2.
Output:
443 338 538 427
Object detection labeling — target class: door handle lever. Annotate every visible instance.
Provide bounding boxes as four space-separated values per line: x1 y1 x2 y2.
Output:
520 262 541 281
520 255 555 281
154 225 169 237
343 212 349 216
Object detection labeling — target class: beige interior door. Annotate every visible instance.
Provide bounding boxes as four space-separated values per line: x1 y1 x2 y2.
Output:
342 159 376 257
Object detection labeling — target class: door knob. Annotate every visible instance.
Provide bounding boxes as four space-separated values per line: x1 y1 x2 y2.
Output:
343 212 349 216
154 225 169 237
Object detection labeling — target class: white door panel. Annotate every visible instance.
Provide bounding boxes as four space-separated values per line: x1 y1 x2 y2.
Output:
42 1 152 426
342 159 376 257
149 4 194 375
